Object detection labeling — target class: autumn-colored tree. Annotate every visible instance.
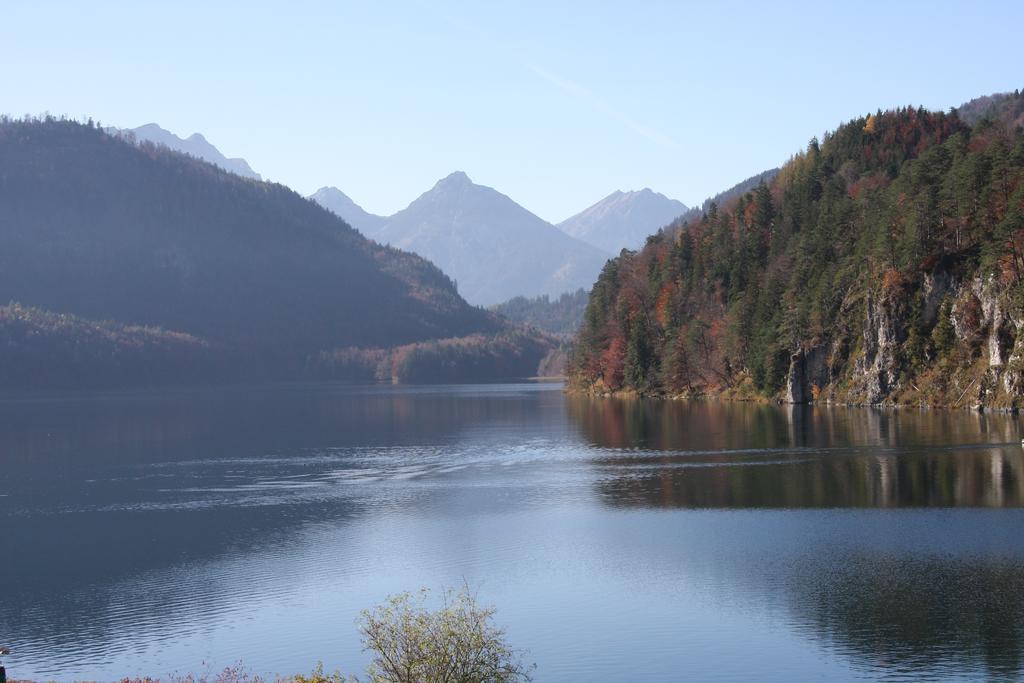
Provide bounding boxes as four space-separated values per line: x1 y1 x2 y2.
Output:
863 113 878 134
570 93 1024 404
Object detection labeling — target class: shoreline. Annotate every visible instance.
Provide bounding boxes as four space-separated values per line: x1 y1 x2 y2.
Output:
564 384 1022 414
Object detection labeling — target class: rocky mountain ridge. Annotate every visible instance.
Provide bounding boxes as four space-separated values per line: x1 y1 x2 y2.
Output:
557 188 688 252
317 171 612 306
112 123 262 179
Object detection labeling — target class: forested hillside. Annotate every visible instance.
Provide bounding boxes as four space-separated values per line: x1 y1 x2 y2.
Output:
675 168 780 226
0 303 228 389
572 91 1024 408
491 289 589 336
0 117 525 388
314 328 559 383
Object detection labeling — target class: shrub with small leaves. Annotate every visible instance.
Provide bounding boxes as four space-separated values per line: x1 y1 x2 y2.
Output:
358 587 533 683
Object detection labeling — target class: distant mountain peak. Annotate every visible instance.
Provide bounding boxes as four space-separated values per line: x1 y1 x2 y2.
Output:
111 123 261 181
314 185 352 199
435 170 473 188
373 173 609 305
309 186 385 236
558 188 688 252
627 187 665 199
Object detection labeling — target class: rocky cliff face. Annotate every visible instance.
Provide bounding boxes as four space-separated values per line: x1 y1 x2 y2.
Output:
785 346 829 403
570 99 1024 408
968 278 1022 405
856 291 908 404
784 269 1024 408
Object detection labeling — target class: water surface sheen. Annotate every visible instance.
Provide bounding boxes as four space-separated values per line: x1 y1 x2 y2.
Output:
2 383 1024 681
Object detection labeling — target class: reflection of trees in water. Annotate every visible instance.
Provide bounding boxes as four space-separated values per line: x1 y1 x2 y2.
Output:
567 396 1024 508
787 554 1024 679
567 396 795 451
568 395 1024 677
592 445 1024 508
568 396 1023 452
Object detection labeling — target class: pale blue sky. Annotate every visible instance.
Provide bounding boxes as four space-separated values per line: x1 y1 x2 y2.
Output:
2 1 1022 222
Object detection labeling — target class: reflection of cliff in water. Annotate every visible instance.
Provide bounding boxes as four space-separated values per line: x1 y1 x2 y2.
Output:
568 395 1024 678
567 396 1024 507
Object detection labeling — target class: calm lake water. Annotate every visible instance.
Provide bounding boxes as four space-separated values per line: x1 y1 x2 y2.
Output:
3 382 1024 681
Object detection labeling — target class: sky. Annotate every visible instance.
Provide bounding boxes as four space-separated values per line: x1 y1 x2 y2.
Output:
2 0 1023 223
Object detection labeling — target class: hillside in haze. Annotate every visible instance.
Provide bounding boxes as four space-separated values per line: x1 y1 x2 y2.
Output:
0 117 553 388
491 289 589 337
572 93 1024 408
309 186 386 235
684 169 781 222
954 89 1024 128
368 172 611 306
113 123 262 179
558 188 688 252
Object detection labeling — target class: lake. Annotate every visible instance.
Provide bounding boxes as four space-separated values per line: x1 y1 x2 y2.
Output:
2 382 1024 681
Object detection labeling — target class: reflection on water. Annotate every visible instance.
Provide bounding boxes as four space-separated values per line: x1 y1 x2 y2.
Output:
2 384 1024 681
569 397 1024 507
791 553 1024 680
570 395 1024 679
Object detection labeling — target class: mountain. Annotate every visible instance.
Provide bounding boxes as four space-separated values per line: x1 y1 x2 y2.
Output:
309 186 386 235
372 171 611 306
0 117 507 387
114 123 262 179
571 94 1024 409
558 188 687 252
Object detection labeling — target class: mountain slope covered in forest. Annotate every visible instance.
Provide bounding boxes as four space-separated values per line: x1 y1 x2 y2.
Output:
0 117 519 387
491 289 590 337
954 90 1024 128
571 92 1024 408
